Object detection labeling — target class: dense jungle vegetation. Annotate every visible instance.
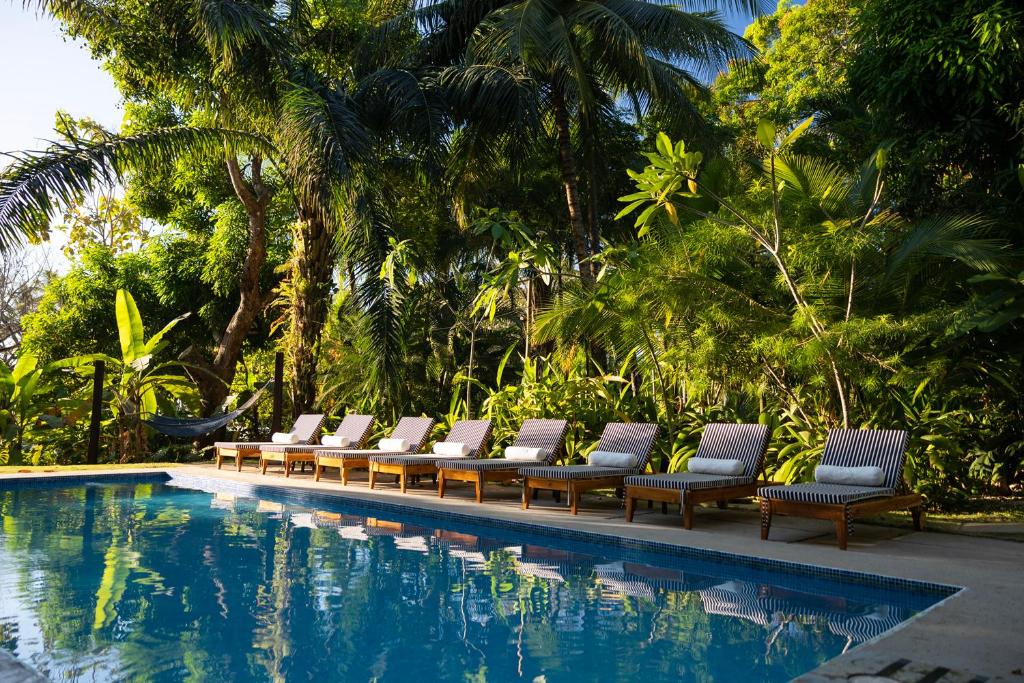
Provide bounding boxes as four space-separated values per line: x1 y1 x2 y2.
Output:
1 0 1022 509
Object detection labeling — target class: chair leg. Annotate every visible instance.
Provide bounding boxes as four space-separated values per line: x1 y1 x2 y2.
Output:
400 470 408 494
474 473 484 504
911 505 925 531
569 485 580 515
216 452 223 470
368 468 377 489
522 481 531 510
261 459 268 475
683 495 694 530
314 463 322 482
625 495 635 522
341 465 350 486
284 461 290 477
760 499 772 540
437 471 447 498
236 454 243 472
836 511 850 551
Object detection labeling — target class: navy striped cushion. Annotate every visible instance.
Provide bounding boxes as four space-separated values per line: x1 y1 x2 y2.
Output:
214 442 268 449
518 465 637 480
624 473 755 492
260 443 321 454
510 419 570 464
371 454 451 466
595 422 660 471
438 419 569 472
693 423 770 478
438 459 527 472
313 449 378 460
216 414 326 450
821 429 908 490
759 483 895 505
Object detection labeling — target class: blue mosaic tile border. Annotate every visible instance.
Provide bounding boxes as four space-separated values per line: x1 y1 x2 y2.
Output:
0 470 961 600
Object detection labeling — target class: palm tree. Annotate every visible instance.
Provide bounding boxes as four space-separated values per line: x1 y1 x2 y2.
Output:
390 0 757 281
1 1 437 414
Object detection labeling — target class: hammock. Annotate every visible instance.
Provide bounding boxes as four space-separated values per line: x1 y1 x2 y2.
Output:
144 381 273 438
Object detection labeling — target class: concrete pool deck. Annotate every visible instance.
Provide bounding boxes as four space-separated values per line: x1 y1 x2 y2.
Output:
2 463 1022 682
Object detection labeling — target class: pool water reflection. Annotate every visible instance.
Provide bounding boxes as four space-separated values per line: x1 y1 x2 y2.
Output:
0 479 939 682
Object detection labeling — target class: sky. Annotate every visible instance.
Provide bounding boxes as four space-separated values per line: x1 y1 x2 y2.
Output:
0 8 123 156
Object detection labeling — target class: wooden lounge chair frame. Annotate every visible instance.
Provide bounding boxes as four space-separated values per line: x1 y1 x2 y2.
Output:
624 423 771 529
369 420 493 493
313 417 435 485
214 414 325 471
259 414 375 476
759 429 925 550
521 423 659 515
437 419 569 503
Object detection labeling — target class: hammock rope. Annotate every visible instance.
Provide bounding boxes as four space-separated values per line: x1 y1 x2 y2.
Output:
143 380 273 438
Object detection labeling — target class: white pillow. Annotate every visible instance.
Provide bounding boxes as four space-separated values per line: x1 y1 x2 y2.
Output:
271 432 299 444
815 465 885 487
433 442 470 457
377 438 411 452
587 450 638 468
321 434 351 448
504 446 546 461
687 457 745 476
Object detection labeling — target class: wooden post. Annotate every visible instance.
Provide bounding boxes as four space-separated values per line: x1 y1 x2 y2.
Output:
86 360 104 464
271 351 284 434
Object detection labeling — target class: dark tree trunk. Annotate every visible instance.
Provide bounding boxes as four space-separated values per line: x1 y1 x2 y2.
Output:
551 89 594 283
193 153 272 415
288 210 335 415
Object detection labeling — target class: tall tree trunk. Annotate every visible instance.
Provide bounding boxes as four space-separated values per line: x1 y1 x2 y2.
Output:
193 153 272 414
551 89 594 283
288 210 335 415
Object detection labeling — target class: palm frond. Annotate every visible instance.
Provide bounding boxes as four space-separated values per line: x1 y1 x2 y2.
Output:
0 127 269 252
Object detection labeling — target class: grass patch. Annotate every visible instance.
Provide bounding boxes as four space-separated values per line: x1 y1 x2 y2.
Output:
0 463 182 474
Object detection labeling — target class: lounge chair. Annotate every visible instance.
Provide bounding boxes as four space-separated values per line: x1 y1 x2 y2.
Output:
213 414 325 471
758 428 925 550
436 418 569 503
368 419 493 493
258 414 375 476
519 422 660 515
623 422 770 529
313 416 436 485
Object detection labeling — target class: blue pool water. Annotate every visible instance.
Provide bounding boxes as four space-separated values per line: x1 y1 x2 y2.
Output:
0 476 948 682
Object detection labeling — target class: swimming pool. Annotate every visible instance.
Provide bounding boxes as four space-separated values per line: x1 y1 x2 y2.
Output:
0 474 952 682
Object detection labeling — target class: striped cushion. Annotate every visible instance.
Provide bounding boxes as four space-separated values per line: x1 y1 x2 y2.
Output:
437 419 570 472
314 448 381 460
370 454 451 467
384 416 438 452
260 443 320 454
510 419 570 464
759 483 895 505
594 422 660 472
370 419 492 466
216 413 326 450
436 419 493 458
214 442 268 450
624 473 755 492
693 423 770 478
438 459 528 472
821 429 908 490
518 465 636 480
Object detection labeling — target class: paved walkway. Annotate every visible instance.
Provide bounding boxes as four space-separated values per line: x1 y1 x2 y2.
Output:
3 464 1023 682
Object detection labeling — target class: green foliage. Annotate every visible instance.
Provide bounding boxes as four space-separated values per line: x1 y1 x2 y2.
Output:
54 290 198 462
